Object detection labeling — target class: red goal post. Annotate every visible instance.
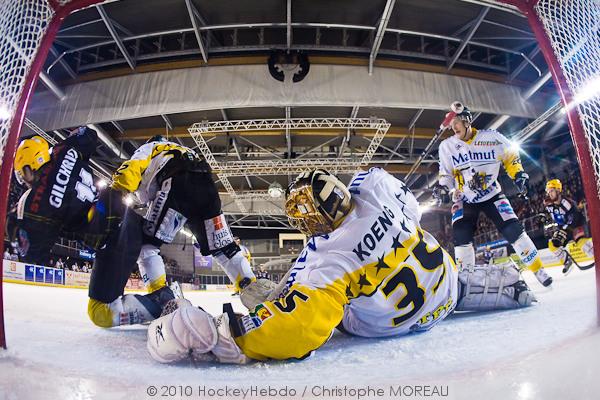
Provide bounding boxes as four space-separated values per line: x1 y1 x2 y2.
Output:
0 0 599 350
0 0 105 350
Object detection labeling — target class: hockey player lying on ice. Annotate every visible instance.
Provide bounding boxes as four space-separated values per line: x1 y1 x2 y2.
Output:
146 167 536 364
8 131 255 328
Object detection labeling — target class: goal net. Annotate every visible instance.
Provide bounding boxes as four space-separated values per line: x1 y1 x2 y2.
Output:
0 0 599 349
0 0 105 350
506 0 600 321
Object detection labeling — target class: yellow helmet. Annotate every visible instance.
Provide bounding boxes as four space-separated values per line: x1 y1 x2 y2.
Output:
285 169 352 237
545 179 562 193
13 136 50 185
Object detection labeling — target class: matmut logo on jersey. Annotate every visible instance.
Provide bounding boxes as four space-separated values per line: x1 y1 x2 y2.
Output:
451 149 496 167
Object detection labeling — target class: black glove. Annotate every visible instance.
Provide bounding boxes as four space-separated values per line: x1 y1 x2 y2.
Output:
432 184 451 205
514 171 529 196
551 228 568 248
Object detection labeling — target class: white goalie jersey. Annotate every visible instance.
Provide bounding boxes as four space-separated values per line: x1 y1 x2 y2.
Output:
438 129 524 204
281 168 458 338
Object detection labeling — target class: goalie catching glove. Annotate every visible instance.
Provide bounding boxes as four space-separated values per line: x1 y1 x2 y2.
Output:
147 299 248 364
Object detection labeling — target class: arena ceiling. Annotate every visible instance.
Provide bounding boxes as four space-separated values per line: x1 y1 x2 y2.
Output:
22 0 569 230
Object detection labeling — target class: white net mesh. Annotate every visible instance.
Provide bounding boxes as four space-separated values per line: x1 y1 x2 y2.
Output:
0 0 54 161
534 0 600 196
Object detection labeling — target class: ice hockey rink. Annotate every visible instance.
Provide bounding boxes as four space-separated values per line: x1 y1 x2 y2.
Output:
0 266 598 400
2 1 600 399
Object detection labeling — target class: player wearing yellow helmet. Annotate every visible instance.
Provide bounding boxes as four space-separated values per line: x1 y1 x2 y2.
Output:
13 135 51 187
8 128 177 329
544 178 593 274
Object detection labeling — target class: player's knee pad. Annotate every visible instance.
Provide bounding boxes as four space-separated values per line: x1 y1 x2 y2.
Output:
138 244 166 292
88 298 117 328
500 220 524 243
512 232 542 272
88 294 162 328
456 263 536 311
454 243 475 270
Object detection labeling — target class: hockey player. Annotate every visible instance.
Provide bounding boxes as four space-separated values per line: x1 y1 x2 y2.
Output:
145 168 536 364
544 179 594 274
234 236 252 263
11 129 107 262
9 128 172 328
108 136 255 314
433 102 552 287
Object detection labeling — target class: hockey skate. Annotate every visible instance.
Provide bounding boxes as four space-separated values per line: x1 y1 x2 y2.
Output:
560 249 575 275
534 268 553 287
134 284 178 323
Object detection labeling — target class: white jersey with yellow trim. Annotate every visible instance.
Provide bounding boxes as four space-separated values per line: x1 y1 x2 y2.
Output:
112 140 193 203
438 129 524 204
283 167 458 338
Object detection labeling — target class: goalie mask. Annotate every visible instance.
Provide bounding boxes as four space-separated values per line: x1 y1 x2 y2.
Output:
285 169 352 237
14 136 51 186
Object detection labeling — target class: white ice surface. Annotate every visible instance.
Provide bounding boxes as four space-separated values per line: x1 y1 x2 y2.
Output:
1 267 599 400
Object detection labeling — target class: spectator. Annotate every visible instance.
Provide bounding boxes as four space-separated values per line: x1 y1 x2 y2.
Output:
3 248 11 260
55 258 64 269
10 250 19 261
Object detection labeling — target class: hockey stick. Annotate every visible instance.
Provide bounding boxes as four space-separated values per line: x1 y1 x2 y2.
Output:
404 106 459 181
563 248 595 271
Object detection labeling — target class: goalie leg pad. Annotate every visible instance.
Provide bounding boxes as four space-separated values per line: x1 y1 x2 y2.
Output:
456 264 536 311
212 313 250 364
454 243 475 270
147 305 218 363
137 244 167 292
